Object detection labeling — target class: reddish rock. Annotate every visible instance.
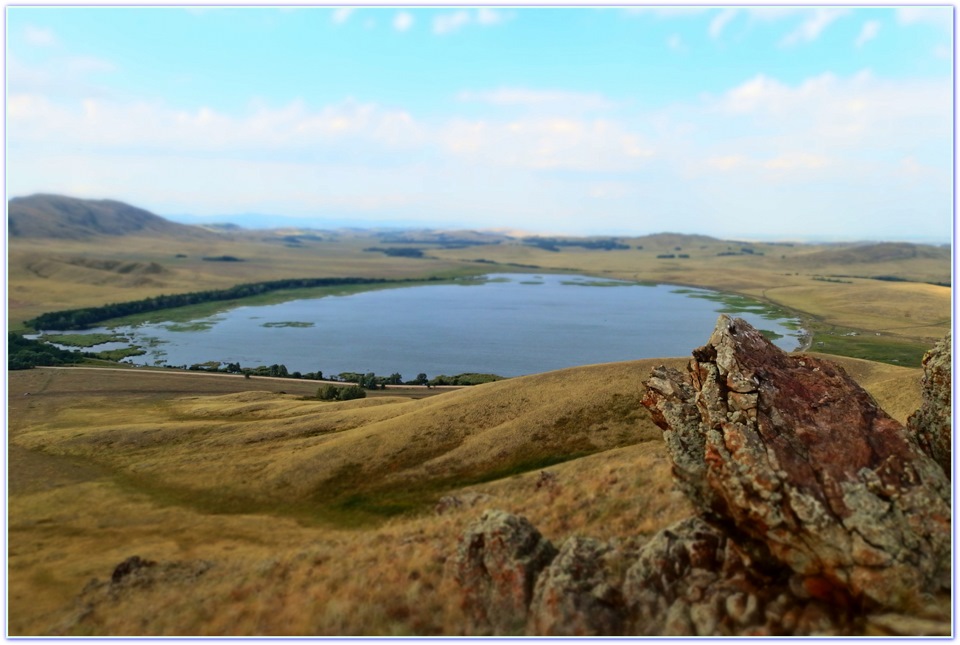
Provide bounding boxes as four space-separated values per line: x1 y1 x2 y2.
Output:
450 510 557 635
621 516 856 636
527 536 625 636
642 316 951 610
907 333 952 479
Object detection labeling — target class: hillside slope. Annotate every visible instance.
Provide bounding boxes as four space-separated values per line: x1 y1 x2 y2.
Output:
8 194 211 239
11 353 921 522
7 351 926 635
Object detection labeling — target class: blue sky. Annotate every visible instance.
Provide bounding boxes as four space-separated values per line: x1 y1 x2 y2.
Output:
6 5 954 241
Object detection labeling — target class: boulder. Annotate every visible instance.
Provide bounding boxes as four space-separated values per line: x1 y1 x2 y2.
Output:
622 516 854 636
527 536 624 636
907 333 952 479
450 509 557 635
642 316 951 610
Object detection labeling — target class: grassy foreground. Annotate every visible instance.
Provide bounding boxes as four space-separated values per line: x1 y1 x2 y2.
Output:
8 354 924 635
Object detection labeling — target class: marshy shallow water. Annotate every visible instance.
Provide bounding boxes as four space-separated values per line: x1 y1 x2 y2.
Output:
43 274 804 378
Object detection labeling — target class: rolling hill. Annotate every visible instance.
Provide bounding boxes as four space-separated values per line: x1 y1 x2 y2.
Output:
789 241 951 266
6 349 928 635
7 194 213 239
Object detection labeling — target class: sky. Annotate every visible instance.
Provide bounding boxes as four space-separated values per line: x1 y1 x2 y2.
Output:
5 4 955 241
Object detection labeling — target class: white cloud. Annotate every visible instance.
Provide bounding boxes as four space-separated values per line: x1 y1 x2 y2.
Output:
708 8 737 38
623 7 711 18
896 7 952 29
762 153 830 171
66 56 117 74
440 117 653 172
433 8 511 35
332 7 353 25
686 71 952 205
458 87 615 111
588 181 631 200
7 53 118 101
393 11 414 32
24 25 56 46
706 154 747 171
476 8 508 26
7 95 425 155
780 8 849 46
855 20 880 47
433 10 471 35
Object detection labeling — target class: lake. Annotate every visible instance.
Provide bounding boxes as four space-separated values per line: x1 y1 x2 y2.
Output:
48 274 804 378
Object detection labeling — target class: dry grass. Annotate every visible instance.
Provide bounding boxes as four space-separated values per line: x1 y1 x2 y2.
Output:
7 228 947 634
7 352 925 636
7 232 480 329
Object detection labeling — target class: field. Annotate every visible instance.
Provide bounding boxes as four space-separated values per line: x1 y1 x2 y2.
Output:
7 354 925 635
6 223 951 635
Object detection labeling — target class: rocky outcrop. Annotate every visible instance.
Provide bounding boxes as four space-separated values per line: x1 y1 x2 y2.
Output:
907 333 952 478
643 316 951 610
450 317 951 636
54 556 212 635
527 536 625 636
450 510 557 635
622 516 855 636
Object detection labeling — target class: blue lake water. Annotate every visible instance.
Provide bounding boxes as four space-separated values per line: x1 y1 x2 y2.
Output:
50 274 804 378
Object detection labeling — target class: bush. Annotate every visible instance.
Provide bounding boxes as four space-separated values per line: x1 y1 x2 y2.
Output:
318 384 367 401
337 385 367 400
317 385 339 401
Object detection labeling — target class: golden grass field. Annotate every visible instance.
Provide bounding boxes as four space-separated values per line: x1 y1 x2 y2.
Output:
8 354 925 636
6 226 951 635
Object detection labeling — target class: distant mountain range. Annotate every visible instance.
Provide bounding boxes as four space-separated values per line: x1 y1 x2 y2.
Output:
6 194 952 253
7 194 212 240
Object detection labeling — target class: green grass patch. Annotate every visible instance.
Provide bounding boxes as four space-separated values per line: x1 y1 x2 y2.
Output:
318 451 591 527
41 333 127 347
89 347 147 361
809 328 928 367
261 321 315 328
560 280 633 287
673 288 802 323
758 329 784 342
162 320 221 332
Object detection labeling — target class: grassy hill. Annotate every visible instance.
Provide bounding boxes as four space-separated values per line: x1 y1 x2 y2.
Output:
8 194 212 240
7 351 925 635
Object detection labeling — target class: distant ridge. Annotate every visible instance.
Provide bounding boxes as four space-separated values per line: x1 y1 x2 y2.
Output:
793 242 950 265
8 194 213 240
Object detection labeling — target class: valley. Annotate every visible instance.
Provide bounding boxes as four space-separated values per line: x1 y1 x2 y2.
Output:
6 194 953 635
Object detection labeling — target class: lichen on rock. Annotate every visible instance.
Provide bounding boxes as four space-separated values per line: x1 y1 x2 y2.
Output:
527 536 625 636
449 509 557 635
642 315 951 610
907 333 952 479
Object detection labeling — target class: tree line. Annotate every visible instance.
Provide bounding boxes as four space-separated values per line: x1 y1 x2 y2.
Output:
8 333 85 370
180 363 503 389
521 237 631 252
24 276 441 331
